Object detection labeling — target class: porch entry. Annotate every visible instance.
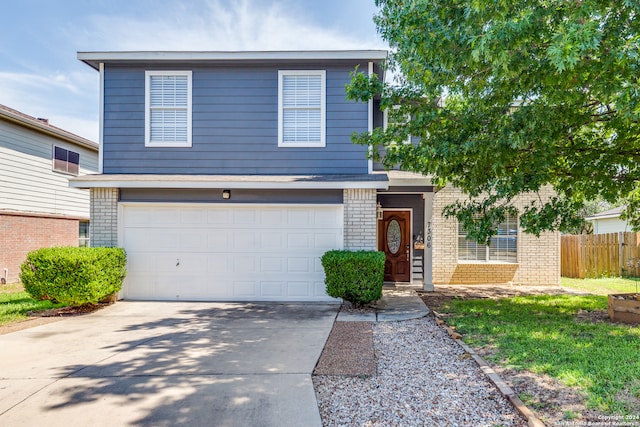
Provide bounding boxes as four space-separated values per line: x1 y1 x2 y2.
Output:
378 210 411 282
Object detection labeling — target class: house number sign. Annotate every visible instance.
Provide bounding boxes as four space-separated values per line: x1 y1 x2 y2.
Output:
426 221 432 249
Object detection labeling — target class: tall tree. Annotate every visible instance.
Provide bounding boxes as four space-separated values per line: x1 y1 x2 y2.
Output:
347 0 640 243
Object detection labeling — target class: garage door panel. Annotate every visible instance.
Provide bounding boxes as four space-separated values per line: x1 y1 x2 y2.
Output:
179 230 207 251
287 282 311 297
234 209 258 225
234 255 257 273
206 230 230 251
234 281 258 297
261 231 285 249
315 232 341 249
207 209 232 225
287 258 311 273
207 255 232 274
260 209 285 226
121 204 342 301
261 281 284 296
261 257 284 273
234 230 260 250
180 209 205 225
287 209 311 226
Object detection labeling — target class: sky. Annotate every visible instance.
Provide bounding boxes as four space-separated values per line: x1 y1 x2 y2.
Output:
0 0 386 141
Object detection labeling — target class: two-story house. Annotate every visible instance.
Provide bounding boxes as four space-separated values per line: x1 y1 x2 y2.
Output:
0 105 99 284
71 50 559 301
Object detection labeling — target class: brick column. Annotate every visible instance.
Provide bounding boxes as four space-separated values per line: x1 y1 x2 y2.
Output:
90 188 119 247
343 188 377 250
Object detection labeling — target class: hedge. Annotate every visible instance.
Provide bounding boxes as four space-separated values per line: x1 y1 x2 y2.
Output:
321 250 385 305
20 247 127 306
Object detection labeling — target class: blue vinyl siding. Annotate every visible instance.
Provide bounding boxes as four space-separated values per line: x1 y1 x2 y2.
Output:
103 63 370 175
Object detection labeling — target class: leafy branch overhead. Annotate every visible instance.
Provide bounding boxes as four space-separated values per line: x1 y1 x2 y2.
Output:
347 0 640 243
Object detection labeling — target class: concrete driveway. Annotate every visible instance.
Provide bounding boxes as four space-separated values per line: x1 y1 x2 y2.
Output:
0 301 339 427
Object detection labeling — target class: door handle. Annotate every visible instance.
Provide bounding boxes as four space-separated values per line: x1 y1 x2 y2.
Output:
406 245 410 261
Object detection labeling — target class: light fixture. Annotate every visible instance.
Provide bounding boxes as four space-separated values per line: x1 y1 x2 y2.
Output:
222 190 231 199
376 202 383 220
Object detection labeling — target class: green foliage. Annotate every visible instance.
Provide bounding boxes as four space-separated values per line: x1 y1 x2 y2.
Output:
321 250 385 305
442 295 640 414
348 0 640 243
0 286 68 326
20 247 127 306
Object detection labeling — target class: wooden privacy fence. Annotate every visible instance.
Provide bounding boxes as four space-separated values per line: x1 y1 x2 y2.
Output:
561 232 640 278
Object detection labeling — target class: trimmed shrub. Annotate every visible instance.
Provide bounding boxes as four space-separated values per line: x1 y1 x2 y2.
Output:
20 247 127 306
321 250 385 305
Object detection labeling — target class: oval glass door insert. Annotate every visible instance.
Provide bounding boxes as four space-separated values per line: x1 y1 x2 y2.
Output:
387 219 401 254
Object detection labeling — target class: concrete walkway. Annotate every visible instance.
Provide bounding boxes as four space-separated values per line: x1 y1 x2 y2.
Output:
336 288 430 322
0 301 339 427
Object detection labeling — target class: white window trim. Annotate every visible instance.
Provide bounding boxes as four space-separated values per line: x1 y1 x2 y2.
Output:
456 215 519 264
52 145 80 176
145 70 192 148
278 70 326 148
383 106 411 145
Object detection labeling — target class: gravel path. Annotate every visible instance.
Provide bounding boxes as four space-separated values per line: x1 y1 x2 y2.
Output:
313 317 527 427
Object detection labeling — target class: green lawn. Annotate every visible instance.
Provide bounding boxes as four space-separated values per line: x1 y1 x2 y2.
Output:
562 276 640 295
441 293 640 415
0 283 67 326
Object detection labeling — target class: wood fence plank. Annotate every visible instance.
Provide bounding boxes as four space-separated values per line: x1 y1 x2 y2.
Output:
561 232 640 278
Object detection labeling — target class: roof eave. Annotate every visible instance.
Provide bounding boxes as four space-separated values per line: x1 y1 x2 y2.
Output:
77 50 389 70
0 108 98 151
69 174 390 190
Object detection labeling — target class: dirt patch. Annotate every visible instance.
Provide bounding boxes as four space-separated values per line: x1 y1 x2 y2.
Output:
419 284 624 426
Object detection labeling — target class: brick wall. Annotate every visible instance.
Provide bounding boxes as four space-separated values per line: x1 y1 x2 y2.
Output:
343 189 377 250
0 213 79 283
432 185 560 285
90 188 119 247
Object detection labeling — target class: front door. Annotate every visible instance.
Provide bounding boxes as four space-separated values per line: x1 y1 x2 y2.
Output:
378 210 411 282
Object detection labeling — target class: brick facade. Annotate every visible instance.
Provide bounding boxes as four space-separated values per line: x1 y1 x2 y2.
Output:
90 188 119 247
343 188 377 250
0 213 80 283
432 185 560 285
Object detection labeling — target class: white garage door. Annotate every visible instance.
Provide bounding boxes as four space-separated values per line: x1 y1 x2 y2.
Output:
120 203 343 301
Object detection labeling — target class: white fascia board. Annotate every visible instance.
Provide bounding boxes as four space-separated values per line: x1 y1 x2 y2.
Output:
78 50 388 70
585 214 622 221
69 178 389 190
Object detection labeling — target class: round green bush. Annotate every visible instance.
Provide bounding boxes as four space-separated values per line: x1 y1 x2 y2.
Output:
321 250 385 306
20 247 126 306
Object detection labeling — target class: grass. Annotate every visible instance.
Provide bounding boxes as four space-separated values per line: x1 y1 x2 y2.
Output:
562 276 640 295
441 293 640 415
0 283 68 327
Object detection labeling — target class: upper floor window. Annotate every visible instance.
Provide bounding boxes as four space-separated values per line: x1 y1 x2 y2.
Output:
383 106 411 145
53 145 79 175
145 71 192 147
458 214 518 263
278 70 326 148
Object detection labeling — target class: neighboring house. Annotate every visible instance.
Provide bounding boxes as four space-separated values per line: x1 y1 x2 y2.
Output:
585 206 631 234
71 50 559 302
0 105 99 284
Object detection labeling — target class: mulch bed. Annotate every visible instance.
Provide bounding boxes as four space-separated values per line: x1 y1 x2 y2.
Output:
27 303 108 317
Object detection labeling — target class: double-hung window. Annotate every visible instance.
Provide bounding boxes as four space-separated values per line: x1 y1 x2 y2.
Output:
383 106 411 145
458 214 518 263
278 70 326 147
145 71 192 147
52 145 80 175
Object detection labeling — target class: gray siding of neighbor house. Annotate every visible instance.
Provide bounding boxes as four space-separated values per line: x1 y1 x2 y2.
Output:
119 188 343 204
0 119 98 218
103 62 372 175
